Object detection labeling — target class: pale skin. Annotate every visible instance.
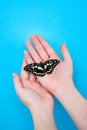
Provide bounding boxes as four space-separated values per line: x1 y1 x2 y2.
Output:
13 59 57 130
13 34 87 130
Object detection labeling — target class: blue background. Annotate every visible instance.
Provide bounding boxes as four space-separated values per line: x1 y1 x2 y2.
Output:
0 0 87 130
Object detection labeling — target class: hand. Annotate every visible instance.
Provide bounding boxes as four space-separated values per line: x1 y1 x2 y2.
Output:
24 35 87 130
13 58 57 130
24 34 73 96
13 58 54 113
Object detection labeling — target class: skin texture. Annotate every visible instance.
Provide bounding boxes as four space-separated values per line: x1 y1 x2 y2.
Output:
13 58 57 130
13 34 87 130
24 35 72 94
24 35 87 130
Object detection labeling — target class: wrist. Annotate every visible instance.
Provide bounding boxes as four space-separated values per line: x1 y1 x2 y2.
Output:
30 107 57 130
31 105 53 116
54 79 87 129
28 101 53 116
54 78 74 99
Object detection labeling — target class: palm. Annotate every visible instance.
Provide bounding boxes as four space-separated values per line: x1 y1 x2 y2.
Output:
37 56 72 92
20 79 53 110
54 61 72 79
13 58 53 111
24 34 72 93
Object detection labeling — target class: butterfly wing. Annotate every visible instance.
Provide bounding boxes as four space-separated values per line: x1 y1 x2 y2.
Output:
24 63 45 76
43 59 60 74
24 59 60 76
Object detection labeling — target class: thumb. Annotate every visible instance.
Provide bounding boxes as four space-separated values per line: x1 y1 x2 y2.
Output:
13 73 24 96
60 43 72 63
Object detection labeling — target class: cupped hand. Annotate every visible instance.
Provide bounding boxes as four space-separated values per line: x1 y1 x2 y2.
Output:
24 34 73 95
13 58 53 113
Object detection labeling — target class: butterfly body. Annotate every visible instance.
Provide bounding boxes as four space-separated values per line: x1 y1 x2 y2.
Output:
24 59 60 77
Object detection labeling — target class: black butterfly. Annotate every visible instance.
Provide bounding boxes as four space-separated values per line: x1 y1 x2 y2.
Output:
24 59 60 77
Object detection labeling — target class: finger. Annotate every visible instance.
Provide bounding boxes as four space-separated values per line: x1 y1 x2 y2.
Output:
24 50 36 81
30 35 49 61
13 73 24 96
21 58 29 80
60 43 72 63
35 34 60 59
26 41 42 62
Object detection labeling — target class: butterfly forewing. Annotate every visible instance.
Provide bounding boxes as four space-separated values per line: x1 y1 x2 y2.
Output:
43 59 60 74
24 63 45 76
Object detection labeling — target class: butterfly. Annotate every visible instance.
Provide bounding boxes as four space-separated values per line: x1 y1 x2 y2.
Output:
24 59 60 77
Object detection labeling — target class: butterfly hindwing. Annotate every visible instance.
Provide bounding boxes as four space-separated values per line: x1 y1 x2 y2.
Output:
24 63 45 76
43 59 60 74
